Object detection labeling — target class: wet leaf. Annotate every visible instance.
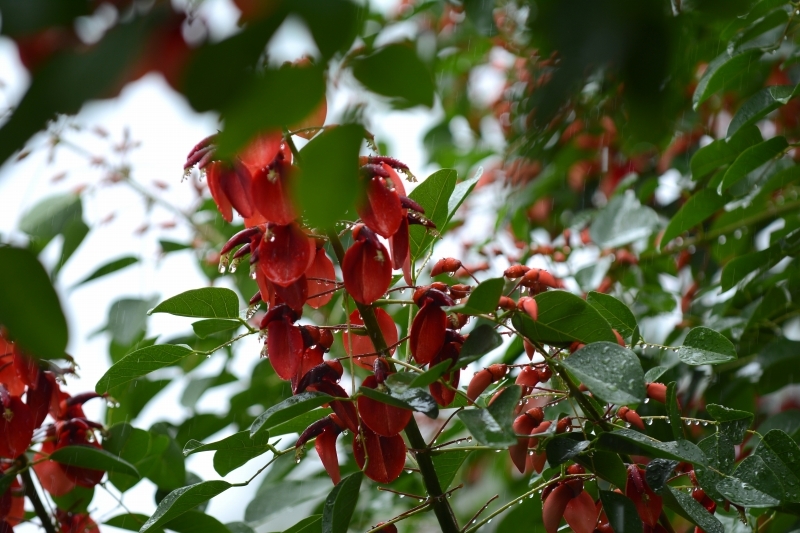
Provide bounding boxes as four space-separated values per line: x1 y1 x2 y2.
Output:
660 190 730 249
599 491 643 533
586 292 637 340
445 277 504 315
677 327 736 366
596 429 706 465
512 290 617 346
352 43 434 107
589 191 659 248
561 342 646 405
250 392 334 436
73 256 139 288
50 445 139 478
140 481 232 532
96 344 194 393
322 472 363 533
150 288 240 319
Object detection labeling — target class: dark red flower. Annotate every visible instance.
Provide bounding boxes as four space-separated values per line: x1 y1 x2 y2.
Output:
341 225 392 305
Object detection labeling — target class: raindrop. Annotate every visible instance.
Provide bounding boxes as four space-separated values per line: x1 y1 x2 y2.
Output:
229 258 240 273
467 437 473 443
685 419 692 426
296 458 301 464
250 264 257 279
644 398 650 404
342 430 349 436
488 519 492 524
718 235 727 245
406 470 412 474
518 500 524 505
399 495 404 499
733 229 743 240
218 256 229 274
646 419 654 426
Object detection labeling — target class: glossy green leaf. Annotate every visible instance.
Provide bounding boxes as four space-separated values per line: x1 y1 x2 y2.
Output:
586 292 637 339
454 324 503 369
432 450 471 490
666 382 683 441
512 290 617 346
282 516 322 533
0 247 68 360
50 445 139 478
644 366 669 383
660 190 730 249
728 85 799 137
561 342 646 405
160 511 232 533
95 344 194 393
599 491 643 533
250 392 334 436
690 125 762 180
144 428 186 491
677 327 736 366
457 386 520 447
589 191 659 248
377 381 440 418
445 277 504 314
191 319 240 339
447 170 481 220
294 123 364 229
352 43 434 107
103 423 152 492
693 49 763 109
245 479 330 523
140 481 232 532
105 513 159 533
720 238 790 290
646 459 680 492
545 433 590 466
718 136 788 193
410 360 453 388
268 408 332 437
294 0 358 59
751 430 800 502
577 450 628 489
150 288 240 319
51 485 94 514
666 486 724 533
596 429 706 465
73 256 139 288
183 430 274 477
717 456 782 507
408 168 458 258
707 404 752 444
322 472 363 533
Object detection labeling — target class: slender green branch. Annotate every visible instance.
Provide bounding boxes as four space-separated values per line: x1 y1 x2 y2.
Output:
20 465 57 533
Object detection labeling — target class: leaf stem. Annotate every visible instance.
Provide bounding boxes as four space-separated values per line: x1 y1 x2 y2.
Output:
20 464 57 533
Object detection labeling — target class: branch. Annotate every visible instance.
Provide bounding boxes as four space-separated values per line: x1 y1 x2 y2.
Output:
326 230 461 533
20 464 57 533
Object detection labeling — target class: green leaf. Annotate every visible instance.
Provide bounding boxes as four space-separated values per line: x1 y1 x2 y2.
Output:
447 170 481 220
586 292 637 339
50 445 139 478
646 459 680 492
150 288 240 319
105 297 156 346
144 428 185 491
377 380 440 418
73 256 139 288
696 434 733 502
105 513 158 533
19 193 82 244
294 123 364 229
245 479 330 523
589 191 659 248
457 386 520 447
103 423 153 492
140 480 232 532
432 450 471 490
215 63 325 158
665 487 724 533
716 457 782 507
666 382 683 441
599 491 643 533
676 327 736 366
408 168 458 259
250 392 334 437
184 430 274 477
718 136 788 193
596 429 706 465
512 290 617 346
294 0 358 59
644 366 669 383
409 360 453 388
706 404 752 444
191 319 241 339
322 472 363 533
96 344 194 393
576 451 628 489
352 43 434 107
161 511 232 533
690 124 762 180
0 247 68 360
660 190 730 249
282 515 322 533
693 49 763 109
445 277 504 315
53 217 89 278
720 236 793 290
546 433 590 466
268 409 332 437
181 371 238 408
561 342 646 405
454 324 503 369
728 84 799 137
751 430 800 502
51 485 94 514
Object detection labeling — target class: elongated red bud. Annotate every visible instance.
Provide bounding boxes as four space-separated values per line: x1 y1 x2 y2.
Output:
646 382 668 404
295 361 343 393
374 523 398 533
563 490 598 533
466 364 507 402
498 296 517 311
220 227 262 255
315 427 341 485
543 483 573 533
373 358 390 384
536 366 553 382
450 284 471 299
556 417 572 433
516 366 540 387
409 302 447 365
613 329 625 346
518 296 539 320
431 257 462 277
296 416 338 449
312 381 358 433
398 195 424 213
504 265 530 279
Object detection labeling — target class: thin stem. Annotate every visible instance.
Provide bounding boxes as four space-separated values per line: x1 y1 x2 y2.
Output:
325 230 461 533
462 495 499 532
21 466 57 533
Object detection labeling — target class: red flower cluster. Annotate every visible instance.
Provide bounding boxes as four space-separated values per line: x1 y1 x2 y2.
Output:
0 334 104 532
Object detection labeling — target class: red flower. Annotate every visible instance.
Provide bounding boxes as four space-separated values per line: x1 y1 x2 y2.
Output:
341 225 392 305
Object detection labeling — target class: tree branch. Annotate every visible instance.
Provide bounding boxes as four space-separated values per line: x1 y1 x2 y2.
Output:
20 464 57 533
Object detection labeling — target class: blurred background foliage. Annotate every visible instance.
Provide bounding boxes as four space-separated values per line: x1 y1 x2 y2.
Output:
4 0 800 531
